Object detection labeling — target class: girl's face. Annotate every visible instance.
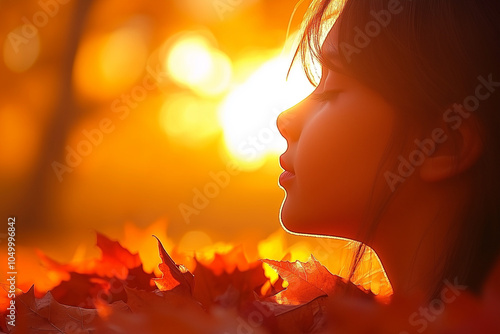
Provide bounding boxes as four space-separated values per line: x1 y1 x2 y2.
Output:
277 27 397 239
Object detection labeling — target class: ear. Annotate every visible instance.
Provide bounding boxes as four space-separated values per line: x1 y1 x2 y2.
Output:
420 114 484 182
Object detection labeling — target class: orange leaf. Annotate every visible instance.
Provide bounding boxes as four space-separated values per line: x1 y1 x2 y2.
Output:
262 255 369 305
37 233 144 280
9 285 129 333
152 236 194 295
192 256 268 309
95 232 142 278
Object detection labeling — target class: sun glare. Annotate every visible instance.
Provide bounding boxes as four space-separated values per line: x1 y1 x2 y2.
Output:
158 31 314 161
218 50 314 170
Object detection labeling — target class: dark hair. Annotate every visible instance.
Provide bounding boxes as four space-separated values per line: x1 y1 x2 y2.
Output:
293 0 500 298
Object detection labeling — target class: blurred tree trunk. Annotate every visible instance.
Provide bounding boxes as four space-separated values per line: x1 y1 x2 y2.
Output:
18 0 94 235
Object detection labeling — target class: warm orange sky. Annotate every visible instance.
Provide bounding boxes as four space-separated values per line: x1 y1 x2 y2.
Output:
0 0 313 255
0 1 395 301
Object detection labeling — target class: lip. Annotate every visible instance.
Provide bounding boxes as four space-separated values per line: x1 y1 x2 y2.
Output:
279 155 294 174
279 155 295 186
279 170 296 186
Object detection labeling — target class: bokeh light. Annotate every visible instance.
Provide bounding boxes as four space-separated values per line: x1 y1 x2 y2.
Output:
1 0 393 305
159 93 221 147
73 20 149 100
3 26 40 73
164 31 232 97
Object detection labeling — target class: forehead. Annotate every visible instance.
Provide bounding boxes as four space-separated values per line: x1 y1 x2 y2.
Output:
319 22 345 73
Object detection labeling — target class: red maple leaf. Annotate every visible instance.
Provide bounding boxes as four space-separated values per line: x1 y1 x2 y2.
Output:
5 231 500 334
37 232 144 280
262 256 372 306
152 235 194 296
8 285 129 334
36 234 155 308
192 256 268 310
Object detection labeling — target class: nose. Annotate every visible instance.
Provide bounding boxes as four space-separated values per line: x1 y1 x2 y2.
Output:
276 103 305 143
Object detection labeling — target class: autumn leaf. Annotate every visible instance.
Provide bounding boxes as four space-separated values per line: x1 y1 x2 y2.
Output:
49 272 111 308
37 233 155 308
270 298 329 334
204 245 251 275
37 232 144 280
191 246 269 310
94 232 142 278
3 231 500 334
97 287 261 334
48 267 155 308
194 261 267 310
153 235 194 295
262 255 371 306
9 285 129 334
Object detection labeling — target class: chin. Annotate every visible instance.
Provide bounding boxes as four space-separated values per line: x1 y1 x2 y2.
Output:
280 210 360 242
279 207 308 235
279 209 323 236
280 220 307 236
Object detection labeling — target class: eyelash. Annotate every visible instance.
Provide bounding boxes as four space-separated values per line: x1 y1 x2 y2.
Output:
311 90 341 102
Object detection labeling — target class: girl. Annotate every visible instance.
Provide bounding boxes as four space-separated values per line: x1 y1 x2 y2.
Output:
277 0 500 301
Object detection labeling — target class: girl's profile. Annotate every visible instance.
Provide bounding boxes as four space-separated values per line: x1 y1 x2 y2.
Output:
277 0 500 301
4 0 500 332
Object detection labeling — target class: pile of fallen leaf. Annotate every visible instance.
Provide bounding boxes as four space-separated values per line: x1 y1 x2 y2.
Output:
2 233 500 333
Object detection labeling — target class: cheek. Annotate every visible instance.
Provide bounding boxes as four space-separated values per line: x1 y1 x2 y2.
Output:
282 101 395 237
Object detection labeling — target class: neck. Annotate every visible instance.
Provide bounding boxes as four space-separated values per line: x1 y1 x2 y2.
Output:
370 177 467 298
